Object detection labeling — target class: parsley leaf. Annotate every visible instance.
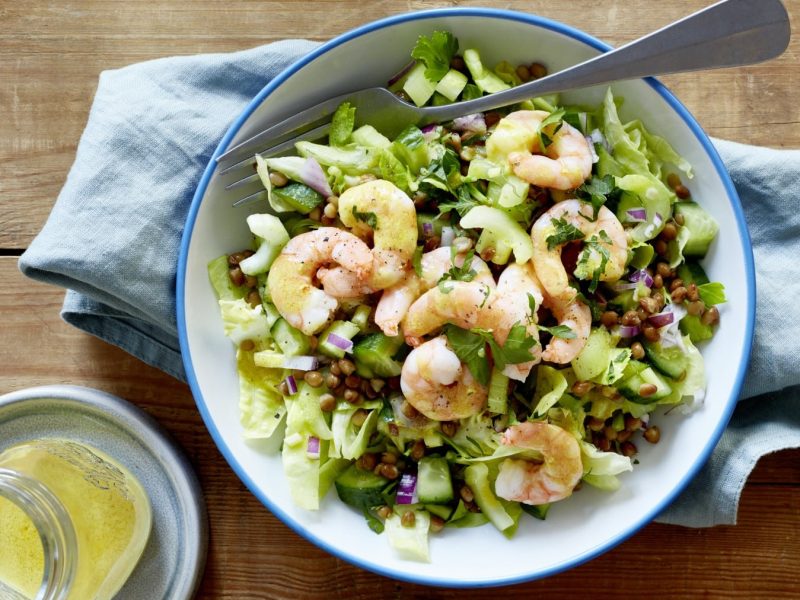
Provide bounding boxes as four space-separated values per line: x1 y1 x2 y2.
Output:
537 108 565 150
546 217 585 250
443 324 490 386
577 174 618 220
439 249 477 284
351 207 378 229
527 293 538 324
698 282 727 306
486 324 539 369
438 185 480 218
411 31 459 82
538 324 576 339
577 230 612 293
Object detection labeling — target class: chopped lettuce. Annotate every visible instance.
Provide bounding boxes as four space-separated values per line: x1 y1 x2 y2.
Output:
532 365 569 417
460 205 534 264
330 400 382 460
236 349 286 439
581 440 633 491
218 298 272 346
296 141 380 175
384 507 431 562
208 255 246 301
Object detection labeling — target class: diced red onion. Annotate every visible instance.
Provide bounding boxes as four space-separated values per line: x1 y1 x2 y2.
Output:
626 208 647 223
326 333 353 353
451 113 487 136
387 60 415 87
619 325 640 338
654 212 664 228
284 375 298 395
422 222 434 237
648 311 675 328
396 472 417 505
421 123 438 134
306 436 320 458
282 355 319 371
440 226 455 247
300 157 333 198
629 269 654 288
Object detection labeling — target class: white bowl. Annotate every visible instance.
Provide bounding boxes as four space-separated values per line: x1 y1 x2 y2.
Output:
177 8 755 587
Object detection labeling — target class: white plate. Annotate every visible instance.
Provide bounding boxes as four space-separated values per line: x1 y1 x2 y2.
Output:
177 8 755 587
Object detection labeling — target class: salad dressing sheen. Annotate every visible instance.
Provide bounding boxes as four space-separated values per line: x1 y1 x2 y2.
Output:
0 440 151 599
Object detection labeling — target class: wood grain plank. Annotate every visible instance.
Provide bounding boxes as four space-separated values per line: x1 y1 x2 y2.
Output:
0 257 798 598
2 0 799 247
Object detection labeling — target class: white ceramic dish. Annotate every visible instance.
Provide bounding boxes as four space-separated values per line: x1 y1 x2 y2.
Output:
178 8 755 587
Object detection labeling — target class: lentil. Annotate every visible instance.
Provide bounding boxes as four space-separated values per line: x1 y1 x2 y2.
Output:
376 505 392 520
601 310 619 329
686 283 700 302
370 378 386 393
604 426 618 441
450 56 466 72
345 374 362 389
596 436 611 452
687 300 705 316
660 222 678 241
326 195 339 207
278 380 289 396
338 359 356 375
401 400 419 420
240 339 255 352
269 171 288 187
304 371 324 388
343 389 361 404
410 440 426 461
638 383 658 397
323 203 338 219
308 207 322 221
656 262 672 278
639 296 660 314
484 112 502 129
571 381 594 397
644 426 661 444
330 362 342 376
642 324 660 342
401 510 416 528
621 310 641 327
675 184 691 199
325 373 341 389
319 393 337 412
244 274 258 288
229 267 245 287
381 463 400 480
459 485 475 503
701 306 720 326
654 239 668 256
630 342 645 360
666 172 682 189
625 415 642 431
530 62 548 78
671 286 687 303
674 212 685 226
652 274 664 289
246 290 261 308
357 453 377 471
441 421 458 437
616 430 633 443
587 417 606 432
620 441 638 457
430 515 446 533
351 409 369 427
515 64 531 81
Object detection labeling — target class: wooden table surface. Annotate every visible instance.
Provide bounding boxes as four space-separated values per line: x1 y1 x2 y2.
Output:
2 1 799 598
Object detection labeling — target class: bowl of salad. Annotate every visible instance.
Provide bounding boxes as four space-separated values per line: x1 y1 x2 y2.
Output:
178 8 754 587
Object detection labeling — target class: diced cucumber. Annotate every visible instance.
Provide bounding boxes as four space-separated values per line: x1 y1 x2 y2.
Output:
677 261 711 285
618 360 672 403
403 62 438 107
644 341 689 380
435 68 468 101
271 182 324 215
334 464 388 511
520 503 550 520
460 205 534 265
262 301 281 331
463 49 510 94
487 367 509 414
464 463 514 533
431 92 450 106
416 457 454 504
271 318 311 356
352 125 391 149
351 304 372 332
424 504 454 520
572 327 614 382
353 333 404 378
674 202 719 257
318 320 361 359
680 314 714 343
208 255 246 301
252 351 285 369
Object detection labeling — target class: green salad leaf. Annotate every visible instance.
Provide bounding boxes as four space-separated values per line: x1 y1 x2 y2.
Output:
329 102 356 147
546 217 585 250
411 31 459 82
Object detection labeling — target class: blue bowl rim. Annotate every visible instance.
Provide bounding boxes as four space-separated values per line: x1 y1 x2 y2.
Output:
177 6 756 588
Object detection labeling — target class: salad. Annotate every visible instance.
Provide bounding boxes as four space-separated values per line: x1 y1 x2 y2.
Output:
208 31 725 562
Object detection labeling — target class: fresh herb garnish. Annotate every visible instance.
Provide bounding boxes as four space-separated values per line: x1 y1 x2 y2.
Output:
527 293 538 324
576 229 612 293
577 174 618 220
363 508 385 534
411 31 459 81
438 185 481 218
537 108 565 150
546 218 585 250
538 324 576 339
412 245 423 278
439 248 477 284
351 207 378 229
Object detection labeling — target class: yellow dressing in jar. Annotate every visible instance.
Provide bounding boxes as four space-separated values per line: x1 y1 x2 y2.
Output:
0 439 151 600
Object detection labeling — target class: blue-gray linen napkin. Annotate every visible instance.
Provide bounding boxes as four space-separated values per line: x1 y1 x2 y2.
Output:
18 41 800 527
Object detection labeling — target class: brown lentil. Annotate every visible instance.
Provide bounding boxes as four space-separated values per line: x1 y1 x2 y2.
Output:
643 325 660 342
325 373 341 389
701 306 720 326
653 273 664 290
268 171 289 187
319 393 336 412
621 310 641 327
616 430 633 443
595 436 612 452
401 510 416 528
326 195 339 207
686 283 700 302
401 400 419 420
631 342 645 360
638 382 658 398
304 371 324 388
357 453 378 471
240 339 255 352
244 274 258 289
604 426 618 441
571 380 594 397
387 376 401 391
601 310 619 329
644 426 661 444
381 463 400 480
666 172 682 189
669 278 685 292
329 361 342 376
671 286 687 303
343 389 361 404
530 62 548 78
459 485 475 503
688 300 705 316
450 56 466 72
625 415 643 431
410 440 426 461
245 290 260 308
515 64 531 81
370 378 386 393
338 359 356 375
479 246 496 262
601 386 620 399
675 184 691 199
620 441 638 457
228 267 245 287
323 203 338 219
446 132 462 154
308 207 322 222
660 222 678 241
381 452 398 466
637 307 650 323
345 374 362 389
674 212 685 226
278 380 290 396
430 515 446 533
484 112 502 129
639 296 660 314
351 409 369 427
654 239 668 256
441 421 458 437
656 262 672 278
376 505 392 519
587 417 606 432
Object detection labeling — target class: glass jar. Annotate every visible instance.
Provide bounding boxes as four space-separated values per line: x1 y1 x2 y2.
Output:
0 439 151 600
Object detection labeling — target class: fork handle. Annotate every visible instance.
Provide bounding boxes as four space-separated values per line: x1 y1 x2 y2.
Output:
422 0 790 123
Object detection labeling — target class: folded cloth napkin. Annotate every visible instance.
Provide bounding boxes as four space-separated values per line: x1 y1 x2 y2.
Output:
18 42 800 527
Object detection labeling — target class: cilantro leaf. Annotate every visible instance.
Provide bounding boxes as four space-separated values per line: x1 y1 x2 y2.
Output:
538 324 576 339
698 282 727 306
546 217 585 250
443 324 490 386
577 174 618 220
351 207 378 229
411 31 459 82
329 102 356 147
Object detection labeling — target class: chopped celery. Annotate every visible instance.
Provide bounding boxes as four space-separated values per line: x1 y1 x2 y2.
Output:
330 102 356 147
351 304 372 331
463 49 510 94
434 69 468 101
352 125 391 149
239 214 290 275
487 367 509 414
464 463 515 533
296 141 379 175
460 206 534 265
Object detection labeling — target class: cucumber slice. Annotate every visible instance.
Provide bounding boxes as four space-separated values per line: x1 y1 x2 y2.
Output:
351 304 372 332
644 341 689 380
434 69 468 101
334 464 388 511
674 202 719 257
424 504 454 520
618 360 672 403
271 318 311 356
261 301 281 331
402 62 438 107
487 367 509 414
352 333 405 377
271 182 324 214
676 261 711 286
318 320 360 359
416 457 454 504
572 327 614 382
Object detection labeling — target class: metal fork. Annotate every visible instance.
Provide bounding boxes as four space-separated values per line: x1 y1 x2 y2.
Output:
218 0 789 205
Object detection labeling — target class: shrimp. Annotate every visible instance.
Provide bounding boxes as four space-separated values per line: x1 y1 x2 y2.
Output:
486 110 593 190
267 227 372 335
488 262 544 381
494 422 583 505
317 266 375 298
375 248 495 337
402 280 494 345
338 179 418 290
540 293 591 364
400 335 487 421
530 199 628 303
